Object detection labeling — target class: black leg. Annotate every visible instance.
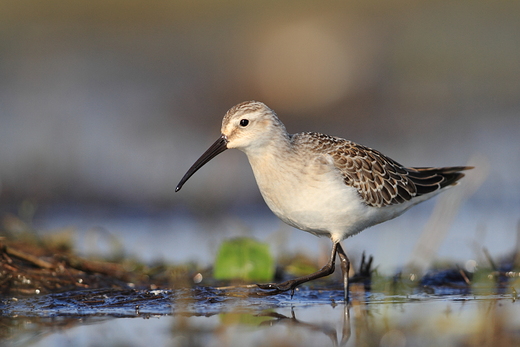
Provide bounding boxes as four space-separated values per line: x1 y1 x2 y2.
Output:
257 242 339 294
336 242 350 303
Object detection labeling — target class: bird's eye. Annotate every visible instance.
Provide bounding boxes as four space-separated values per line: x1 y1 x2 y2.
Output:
239 119 249 127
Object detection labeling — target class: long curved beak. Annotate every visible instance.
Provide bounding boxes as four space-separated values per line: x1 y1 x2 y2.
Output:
175 135 228 192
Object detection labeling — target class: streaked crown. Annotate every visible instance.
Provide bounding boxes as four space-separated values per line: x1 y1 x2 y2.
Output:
221 101 288 151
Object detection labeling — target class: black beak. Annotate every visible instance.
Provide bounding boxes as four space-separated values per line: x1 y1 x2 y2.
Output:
175 135 228 192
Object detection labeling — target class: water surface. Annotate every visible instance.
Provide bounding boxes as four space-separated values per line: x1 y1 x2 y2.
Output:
2 287 518 347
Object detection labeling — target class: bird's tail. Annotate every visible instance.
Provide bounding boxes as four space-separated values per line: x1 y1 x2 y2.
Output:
407 166 473 196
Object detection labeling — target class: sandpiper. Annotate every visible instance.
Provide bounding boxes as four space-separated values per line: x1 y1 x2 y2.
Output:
176 101 472 302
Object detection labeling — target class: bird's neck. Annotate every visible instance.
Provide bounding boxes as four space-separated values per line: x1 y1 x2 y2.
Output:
242 131 291 159
243 132 294 188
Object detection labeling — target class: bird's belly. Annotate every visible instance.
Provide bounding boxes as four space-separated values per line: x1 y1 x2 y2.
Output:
250 154 412 242
258 174 373 239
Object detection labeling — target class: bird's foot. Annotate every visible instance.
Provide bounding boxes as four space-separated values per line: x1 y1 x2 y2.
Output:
256 280 297 294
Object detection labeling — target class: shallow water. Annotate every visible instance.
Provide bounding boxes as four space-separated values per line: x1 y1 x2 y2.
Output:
2 287 519 347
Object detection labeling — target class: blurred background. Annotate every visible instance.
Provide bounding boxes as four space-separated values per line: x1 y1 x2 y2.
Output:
0 0 519 273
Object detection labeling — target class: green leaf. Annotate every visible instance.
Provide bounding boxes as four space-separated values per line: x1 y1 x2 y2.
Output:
213 237 274 282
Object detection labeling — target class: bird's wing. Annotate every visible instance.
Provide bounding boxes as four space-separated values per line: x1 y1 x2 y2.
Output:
293 132 469 208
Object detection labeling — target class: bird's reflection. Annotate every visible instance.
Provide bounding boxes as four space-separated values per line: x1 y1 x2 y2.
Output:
256 304 351 347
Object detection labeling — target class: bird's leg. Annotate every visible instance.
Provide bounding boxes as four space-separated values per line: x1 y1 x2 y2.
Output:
336 242 350 303
257 242 339 293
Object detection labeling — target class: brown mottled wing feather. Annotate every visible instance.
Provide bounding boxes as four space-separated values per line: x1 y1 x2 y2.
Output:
294 132 472 208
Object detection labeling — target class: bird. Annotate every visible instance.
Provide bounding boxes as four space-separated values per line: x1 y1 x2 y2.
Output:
175 101 472 302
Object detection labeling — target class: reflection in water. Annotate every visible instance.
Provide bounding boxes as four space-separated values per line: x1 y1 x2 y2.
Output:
169 305 352 347
256 306 350 347
3 288 520 347
168 296 520 347
170 291 520 347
